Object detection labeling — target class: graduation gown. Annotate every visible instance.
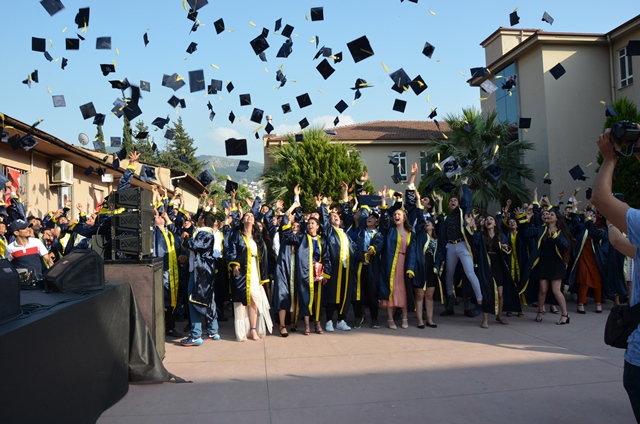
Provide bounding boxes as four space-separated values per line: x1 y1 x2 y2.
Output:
184 227 217 323
353 207 385 305
154 226 180 309
226 229 270 306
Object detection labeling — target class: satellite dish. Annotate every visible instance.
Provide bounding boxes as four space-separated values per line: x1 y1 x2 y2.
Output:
78 133 89 146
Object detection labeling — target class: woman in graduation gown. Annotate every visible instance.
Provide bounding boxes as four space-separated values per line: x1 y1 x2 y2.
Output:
226 210 273 341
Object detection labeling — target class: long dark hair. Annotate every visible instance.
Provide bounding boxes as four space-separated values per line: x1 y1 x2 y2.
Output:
544 209 573 263
240 212 265 261
482 215 500 253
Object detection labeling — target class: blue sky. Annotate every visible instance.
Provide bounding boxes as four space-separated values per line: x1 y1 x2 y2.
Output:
2 0 638 164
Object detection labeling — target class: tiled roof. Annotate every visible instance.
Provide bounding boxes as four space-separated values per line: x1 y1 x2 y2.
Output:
267 120 449 143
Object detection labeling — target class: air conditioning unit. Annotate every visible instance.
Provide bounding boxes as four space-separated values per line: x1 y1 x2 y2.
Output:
51 160 74 185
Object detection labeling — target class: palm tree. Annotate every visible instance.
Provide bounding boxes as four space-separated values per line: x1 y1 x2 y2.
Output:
419 107 535 212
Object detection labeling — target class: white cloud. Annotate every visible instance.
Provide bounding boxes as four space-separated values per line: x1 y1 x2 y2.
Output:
271 114 355 137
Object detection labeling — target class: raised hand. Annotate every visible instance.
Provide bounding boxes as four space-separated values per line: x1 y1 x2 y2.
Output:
294 184 301 196
128 151 141 163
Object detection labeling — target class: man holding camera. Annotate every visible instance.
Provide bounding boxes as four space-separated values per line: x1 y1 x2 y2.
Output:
592 122 640 421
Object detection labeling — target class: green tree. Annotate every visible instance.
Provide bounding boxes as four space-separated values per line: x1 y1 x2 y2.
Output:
122 115 134 156
157 116 204 176
94 124 106 153
601 96 640 208
132 120 156 163
262 127 374 212
419 107 535 212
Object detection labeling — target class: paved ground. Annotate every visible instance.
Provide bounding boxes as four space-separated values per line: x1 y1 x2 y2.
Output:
99 304 635 424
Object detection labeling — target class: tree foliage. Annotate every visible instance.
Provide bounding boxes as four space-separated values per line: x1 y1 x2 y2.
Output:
155 116 204 177
94 125 106 153
419 107 535 212
601 96 640 208
132 120 157 163
122 115 134 156
262 127 374 212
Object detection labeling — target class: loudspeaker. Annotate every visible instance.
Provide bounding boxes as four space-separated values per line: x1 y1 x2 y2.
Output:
43 250 105 293
111 232 153 258
112 210 154 232
0 259 20 321
109 187 153 210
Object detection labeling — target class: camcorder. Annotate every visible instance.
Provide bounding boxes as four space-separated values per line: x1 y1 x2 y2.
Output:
610 121 640 156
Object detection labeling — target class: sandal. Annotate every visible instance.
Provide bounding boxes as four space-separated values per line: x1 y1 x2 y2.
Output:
315 323 324 334
535 311 543 322
279 326 289 338
401 318 409 329
496 316 509 325
480 322 489 329
506 312 513 317
550 305 560 314
250 327 260 341
304 325 311 336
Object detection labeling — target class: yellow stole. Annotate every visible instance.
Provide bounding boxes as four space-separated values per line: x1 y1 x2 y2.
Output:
159 228 179 309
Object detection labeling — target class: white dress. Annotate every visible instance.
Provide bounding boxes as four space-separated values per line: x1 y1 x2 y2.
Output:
234 238 273 341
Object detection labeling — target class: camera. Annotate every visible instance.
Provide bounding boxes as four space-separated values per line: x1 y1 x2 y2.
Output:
610 121 640 144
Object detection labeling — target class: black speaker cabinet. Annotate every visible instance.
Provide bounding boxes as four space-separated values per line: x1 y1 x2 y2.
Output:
109 187 153 211
0 259 20 321
111 232 153 259
112 210 154 232
43 250 105 293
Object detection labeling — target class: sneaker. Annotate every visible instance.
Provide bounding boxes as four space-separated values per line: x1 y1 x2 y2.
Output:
204 333 221 341
371 319 381 329
336 320 351 331
180 335 203 346
352 317 364 329
325 320 335 332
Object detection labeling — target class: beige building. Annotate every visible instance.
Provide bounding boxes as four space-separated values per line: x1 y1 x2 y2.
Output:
1 114 206 219
264 121 448 193
469 15 640 197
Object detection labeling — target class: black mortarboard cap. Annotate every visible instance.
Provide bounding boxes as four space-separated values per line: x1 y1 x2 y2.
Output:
295 134 303 142
84 166 94 176
586 188 593 200
389 68 411 91
164 129 175 140
391 174 401 184
208 79 223 94
254 132 260 140
322 47 332 57
251 108 264 124
428 108 437 119
140 165 156 183
66 38 80 50
44 51 53 62
135 131 148 140
569 165 587 181
96 36 111 50
470 67 489 78
143 32 149 46
188 69 205 93
32 37 46 52
299 118 309 129
410 75 428 95
388 156 400 165
109 79 129 90
296 93 312 108
151 142 157 152
225 138 247 156
250 35 269 55
463 122 474 133
358 195 383 207
186 42 198 54
347 35 374 63
168 95 182 108
9 134 39 152
187 9 198 22
236 160 250 173
333 116 339 126
335 100 348 114
605 104 617 117
228 111 235 123
187 0 208 11
0 128 9 143
543 175 552 184
61 57 68 69
310 7 324 21
333 52 343 63
486 162 503 181
100 63 115 76
393 99 407 113
225 179 238 193
276 69 287 87
214 18 225 34
549 63 566 80
422 41 435 59
110 136 121 147
627 40 640 57
275 18 282 33
162 73 186 91
509 11 520 26
226 81 234 92
40 0 65 16
197 170 214 187
123 103 142 120
52 95 66 107
351 78 372 90
276 39 293 58
519 118 531 129
116 148 127 161
178 154 189 163
282 103 291 114
152 116 170 129
390 83 403 94
258 52 267 62
542 12 554 25
281 24 294 38
313 48 324 61
316 59 335 80
93 113 106 126
75 7 90 28
96 167 106 176
79 102 96 120
92 138 103 151
112 158 120 170
265 122 274 134
240 93 252 106
440 182 456 193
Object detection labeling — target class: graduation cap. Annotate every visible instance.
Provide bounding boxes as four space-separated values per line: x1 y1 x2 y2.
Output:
197 170 214 187
228 111 235 124
274 18 282 33
605 104 617 117
390 174 402 184
139 165 156 183
281 103 292 114
265 122 274 134
333 52 343 63
9 134 38 152
509 10 520 26
428 108 437 119
249 34 269 55
93 113 106 126
208 79 223 94
335 100 348 114
96 167 106 177
316 59 335 80
351 78 372 90
296 93 312 108
295 134 304 142
96 36 111 50
470 67 489 78
116 148 127 161
439 182 456 193
84 166 94 176
388 155 400 165
162 73 186 91
0 128 9 143
187 9 198 22
225 179 239 193
275 69 287 87
486 162 503 181
32 37 46 52
188 69 205 93
167 95 183 108
389 68 411 91
123 103 143 120
135 131 148 140
542 12 554 25
549 63 566 80
61 57 68 70
186 42 198 54
519 118 531 129
299 118 309 129
313 48 324 61
480 79 498 94
40 0 65 16
79 102 97 120
236 160 250 173
502 75 517 90
109 79 130 90
277 39 293 58
254 132 260 140
410 75 427 95
240 93 252 106
100 63 116 76
143 32 149 46
333 116 339 126
586 187 593 200
226 81 234 92
392 99 407 113
112 158 120 170
310 7 324 21
178 153 189 163
627 40 640 56
543 174 553 184
52 95 66 107
152 116 170 129
325 129 337 135
463 122 474 133
225 138 247 156
214 18 225 34
347 35 374 63
281 24 294 38
569 164 587 181
110 136 121 147
359 195 383 207
258 52 267 62
250 108 264 124
75 7 90 28
164 129 176 140
43 51 53 62
422 41 435 59
66 38 80 50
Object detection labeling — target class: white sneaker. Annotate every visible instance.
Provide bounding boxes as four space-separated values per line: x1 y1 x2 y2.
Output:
325 320 334 332
336 320 351 331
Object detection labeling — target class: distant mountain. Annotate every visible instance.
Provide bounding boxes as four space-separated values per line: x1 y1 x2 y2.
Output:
197 155 264 184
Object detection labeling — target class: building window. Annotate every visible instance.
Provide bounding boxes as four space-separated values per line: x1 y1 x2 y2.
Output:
391 151 407 181
494 62 519 125
419 151 429 176
620 47 634 88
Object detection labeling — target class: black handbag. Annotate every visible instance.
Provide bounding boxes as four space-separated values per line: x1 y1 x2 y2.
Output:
604 303 640 349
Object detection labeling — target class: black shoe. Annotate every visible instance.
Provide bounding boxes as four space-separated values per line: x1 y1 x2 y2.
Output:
165 328 182 338
426 322 438 328
440 309 455 317
464 309 475 318
577 304 586 314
